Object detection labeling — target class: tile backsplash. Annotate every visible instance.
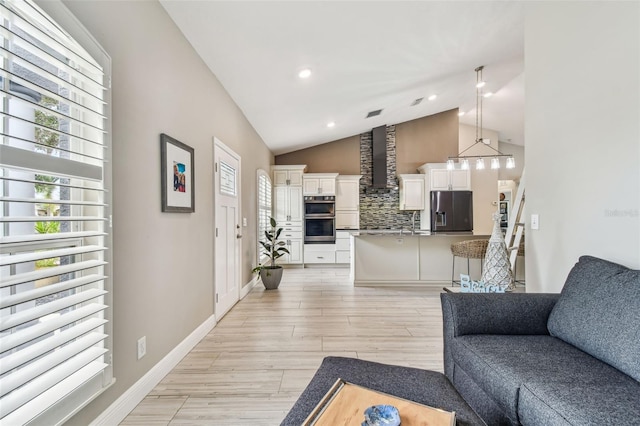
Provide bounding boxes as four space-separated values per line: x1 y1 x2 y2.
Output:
359 125 419 230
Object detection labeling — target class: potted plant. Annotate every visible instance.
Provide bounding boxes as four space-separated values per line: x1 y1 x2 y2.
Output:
252 217 289 289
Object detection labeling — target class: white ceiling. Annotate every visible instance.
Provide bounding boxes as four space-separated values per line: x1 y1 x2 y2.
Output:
160 1 525 155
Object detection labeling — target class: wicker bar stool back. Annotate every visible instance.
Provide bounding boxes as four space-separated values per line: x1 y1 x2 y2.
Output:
450 239 489 285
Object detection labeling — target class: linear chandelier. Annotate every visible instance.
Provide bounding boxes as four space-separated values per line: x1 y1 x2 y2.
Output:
448 66 515 171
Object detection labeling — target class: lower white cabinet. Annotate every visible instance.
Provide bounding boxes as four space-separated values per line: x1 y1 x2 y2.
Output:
279 224 303 264
284 239 303 264
335 231 352 264
304 244 336 264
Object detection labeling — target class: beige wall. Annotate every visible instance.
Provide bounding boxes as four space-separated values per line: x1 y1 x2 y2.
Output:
525 1 639 292
396 109 459 174
459 124 500 235
275 109 458 176
52 1 273 423
275 135 360 173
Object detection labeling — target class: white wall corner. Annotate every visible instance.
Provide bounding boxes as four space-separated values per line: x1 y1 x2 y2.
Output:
90 314 217 426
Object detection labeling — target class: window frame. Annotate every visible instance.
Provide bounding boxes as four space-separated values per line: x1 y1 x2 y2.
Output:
256 169 272 266
0 0 113 423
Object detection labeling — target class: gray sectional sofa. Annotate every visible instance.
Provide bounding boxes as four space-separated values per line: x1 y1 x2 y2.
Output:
282 255 639 425
441 255 640 425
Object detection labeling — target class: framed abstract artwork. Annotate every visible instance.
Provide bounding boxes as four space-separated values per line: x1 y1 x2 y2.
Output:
161 133 195 212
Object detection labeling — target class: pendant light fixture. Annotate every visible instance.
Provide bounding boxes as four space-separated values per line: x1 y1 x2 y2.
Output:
448 66 515 170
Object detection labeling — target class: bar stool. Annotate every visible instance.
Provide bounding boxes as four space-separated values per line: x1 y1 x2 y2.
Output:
451 239 489 285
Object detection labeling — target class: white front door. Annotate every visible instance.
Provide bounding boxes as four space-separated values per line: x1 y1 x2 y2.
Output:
214 138 241 319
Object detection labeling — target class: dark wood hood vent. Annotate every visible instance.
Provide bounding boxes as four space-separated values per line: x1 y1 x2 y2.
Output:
371 125 387 188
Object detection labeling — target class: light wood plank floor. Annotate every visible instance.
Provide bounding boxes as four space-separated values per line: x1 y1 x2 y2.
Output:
120 268 447 425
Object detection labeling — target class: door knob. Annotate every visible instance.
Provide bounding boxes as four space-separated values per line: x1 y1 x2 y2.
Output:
236 234 242 239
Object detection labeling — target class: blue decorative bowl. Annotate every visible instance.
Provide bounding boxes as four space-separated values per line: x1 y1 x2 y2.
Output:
362 404 401 426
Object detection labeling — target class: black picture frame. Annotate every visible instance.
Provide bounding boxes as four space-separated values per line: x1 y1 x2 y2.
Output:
161 133 195 213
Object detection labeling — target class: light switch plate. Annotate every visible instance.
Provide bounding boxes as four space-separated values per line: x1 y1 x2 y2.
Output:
242 217 247 227
137 336 146 360
531 214 539 230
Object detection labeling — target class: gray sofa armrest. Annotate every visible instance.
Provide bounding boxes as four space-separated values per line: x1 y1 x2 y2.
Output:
440 293 560 381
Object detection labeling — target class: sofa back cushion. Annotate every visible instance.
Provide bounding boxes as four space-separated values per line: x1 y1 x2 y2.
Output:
547 256 640 381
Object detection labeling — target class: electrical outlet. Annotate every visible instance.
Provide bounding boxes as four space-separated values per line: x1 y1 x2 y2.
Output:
137 336 146 360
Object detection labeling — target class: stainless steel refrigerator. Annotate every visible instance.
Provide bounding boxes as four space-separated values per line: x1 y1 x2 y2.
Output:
430 190 474 232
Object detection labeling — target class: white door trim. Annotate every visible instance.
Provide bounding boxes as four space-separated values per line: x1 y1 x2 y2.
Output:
213 137 241 319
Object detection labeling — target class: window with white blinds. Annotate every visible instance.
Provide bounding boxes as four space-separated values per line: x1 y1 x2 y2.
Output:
256 170 271 264
0 0 112 424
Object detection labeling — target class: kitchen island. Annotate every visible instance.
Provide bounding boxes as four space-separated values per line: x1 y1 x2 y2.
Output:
350 230 492 286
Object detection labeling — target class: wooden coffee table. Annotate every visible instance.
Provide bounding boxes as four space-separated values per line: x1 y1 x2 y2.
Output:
303 378 456 426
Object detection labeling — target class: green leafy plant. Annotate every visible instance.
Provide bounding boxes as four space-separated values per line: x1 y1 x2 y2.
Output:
252 217 289 275
34 220 60 234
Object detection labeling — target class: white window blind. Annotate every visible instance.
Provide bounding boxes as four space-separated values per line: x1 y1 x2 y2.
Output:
0 0 112 424
256 170 271 264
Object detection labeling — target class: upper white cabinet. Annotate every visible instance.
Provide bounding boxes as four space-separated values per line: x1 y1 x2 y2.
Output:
274 186 303 222
430 169 470 190
418 163 471 191
272 165 306 186
399 174 425 210
336 175 361 229
303 173 338 195
336 175 361 211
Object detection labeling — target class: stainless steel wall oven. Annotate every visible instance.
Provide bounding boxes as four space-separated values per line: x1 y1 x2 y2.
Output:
304 196 336 243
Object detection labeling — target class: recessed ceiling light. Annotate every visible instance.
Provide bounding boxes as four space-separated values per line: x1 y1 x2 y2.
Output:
327 121 335 128
428 94 437 101
298 68 312 79
483 92 493 98
458 111 465 116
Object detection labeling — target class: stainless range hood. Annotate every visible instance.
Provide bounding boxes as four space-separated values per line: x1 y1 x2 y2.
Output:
371 125 387 188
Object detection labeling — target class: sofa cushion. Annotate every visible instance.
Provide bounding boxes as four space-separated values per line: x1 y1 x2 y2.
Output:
518 376 640 425
451 334 633 424
547 255 640 381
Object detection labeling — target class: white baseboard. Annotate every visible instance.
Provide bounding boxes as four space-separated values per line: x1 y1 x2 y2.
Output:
240 275 260 299
90 314 217 426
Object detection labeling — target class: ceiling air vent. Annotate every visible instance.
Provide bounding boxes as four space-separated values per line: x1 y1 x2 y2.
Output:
411 97 424 106
366 109 383 118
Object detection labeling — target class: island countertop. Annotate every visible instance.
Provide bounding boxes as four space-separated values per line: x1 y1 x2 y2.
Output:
349 229 488 237
349 231 491 286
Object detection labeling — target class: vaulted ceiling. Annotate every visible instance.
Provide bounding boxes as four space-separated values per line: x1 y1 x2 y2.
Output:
160 1 525 155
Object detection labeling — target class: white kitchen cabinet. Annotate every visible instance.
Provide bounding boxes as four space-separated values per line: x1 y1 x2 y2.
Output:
272 165 305 186
303 173 338 195
335 231 352 264
274 186 303 222
336 175 361 229
429 168 470 191
304 244 336 264
336 211 359 230
273 192 303 265
336 176 360 211
282 238 303 264
399 174 425 210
